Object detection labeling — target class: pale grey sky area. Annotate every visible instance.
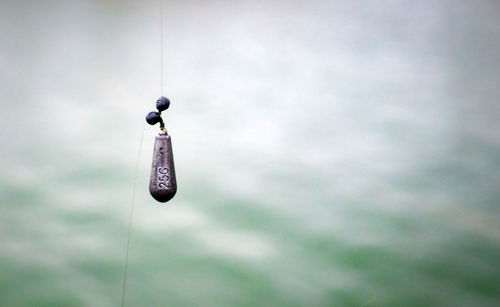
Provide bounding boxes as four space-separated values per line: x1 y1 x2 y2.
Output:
0 1 499 306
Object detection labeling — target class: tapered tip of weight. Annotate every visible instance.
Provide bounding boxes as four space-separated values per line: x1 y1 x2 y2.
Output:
150 189 177 203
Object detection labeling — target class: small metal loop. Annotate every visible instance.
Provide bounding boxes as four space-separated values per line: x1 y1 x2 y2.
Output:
159 124 168 135
158 112 167 135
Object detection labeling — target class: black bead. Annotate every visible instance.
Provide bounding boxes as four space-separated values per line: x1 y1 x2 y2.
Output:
156 96 170 111
146 111 162 125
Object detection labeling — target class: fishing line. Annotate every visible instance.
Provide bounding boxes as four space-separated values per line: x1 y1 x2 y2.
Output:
161 0 164 95
121 127 145 307
121 0 174 304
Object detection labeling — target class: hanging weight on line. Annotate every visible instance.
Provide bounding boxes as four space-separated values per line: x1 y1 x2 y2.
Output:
145 96 177 203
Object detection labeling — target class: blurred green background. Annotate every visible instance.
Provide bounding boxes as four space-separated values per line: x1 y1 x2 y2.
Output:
1 0 499 306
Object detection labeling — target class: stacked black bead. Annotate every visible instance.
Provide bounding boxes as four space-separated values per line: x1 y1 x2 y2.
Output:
146 111 162 125
156 96 170 111
146 96 170 128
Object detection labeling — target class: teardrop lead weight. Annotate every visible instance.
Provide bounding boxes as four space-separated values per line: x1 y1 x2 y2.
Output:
149 134 177 202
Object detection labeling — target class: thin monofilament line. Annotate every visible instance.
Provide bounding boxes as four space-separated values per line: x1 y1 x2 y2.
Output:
121 127 145 307
122 3 164 305
160 0 164 95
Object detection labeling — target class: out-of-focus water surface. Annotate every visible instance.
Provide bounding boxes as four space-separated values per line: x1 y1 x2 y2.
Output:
1 0 499 306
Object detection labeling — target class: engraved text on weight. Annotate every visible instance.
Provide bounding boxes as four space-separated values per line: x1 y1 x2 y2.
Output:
157 167 170 189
